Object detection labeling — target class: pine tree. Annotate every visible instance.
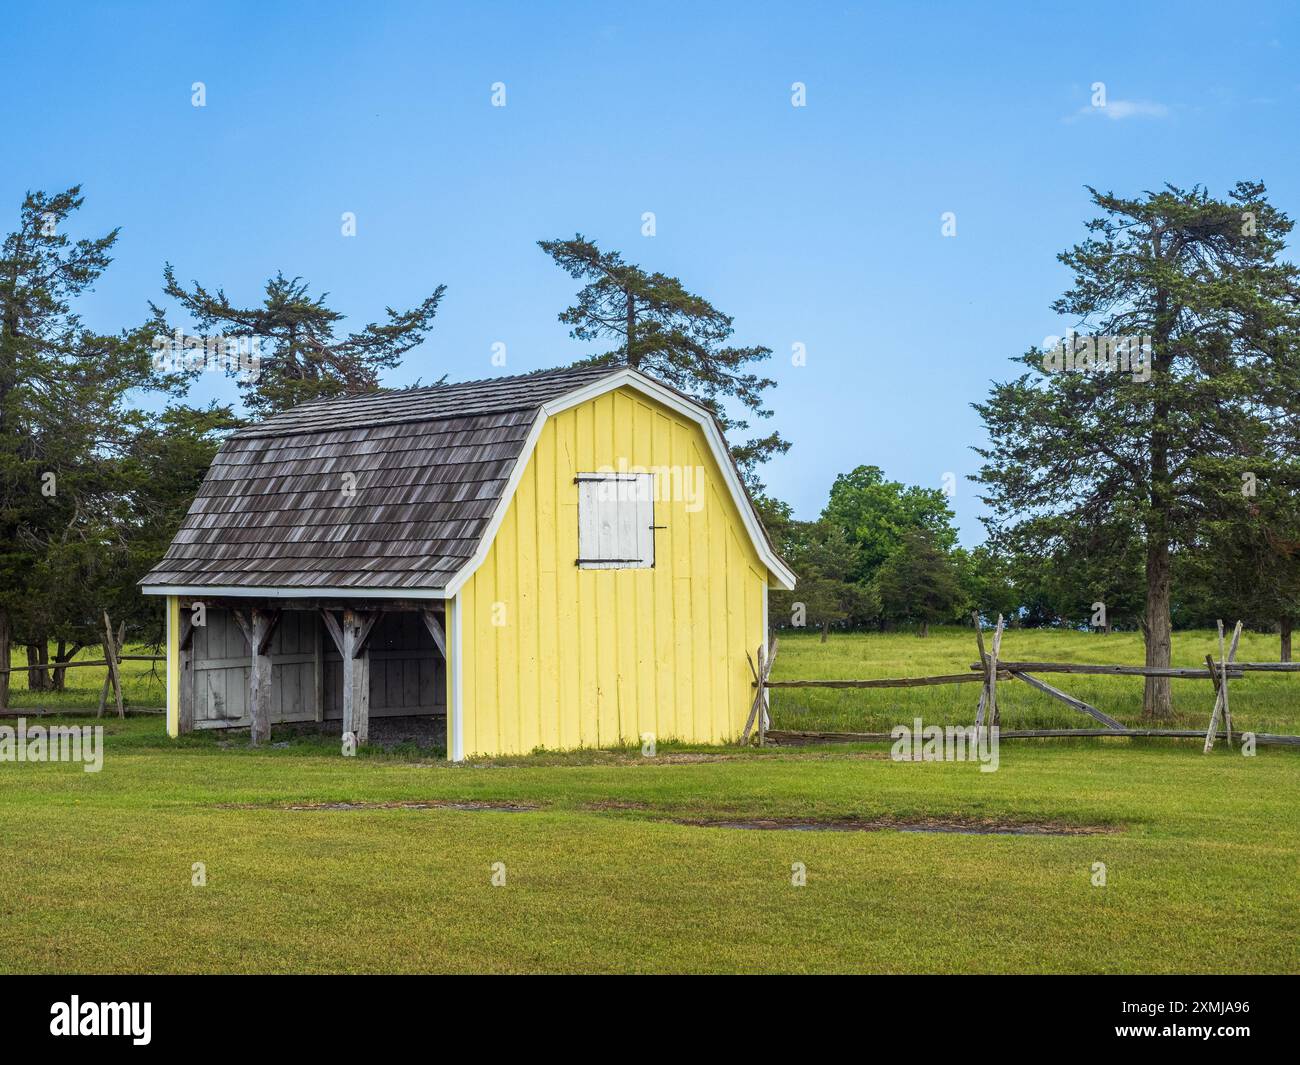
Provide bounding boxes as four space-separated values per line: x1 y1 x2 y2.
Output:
157 268 446 418
975 182 1300 717
539 235 787 485
0 187 186 705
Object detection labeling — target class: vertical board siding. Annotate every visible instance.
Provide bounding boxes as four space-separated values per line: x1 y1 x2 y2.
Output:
459 386 767 756
193 608 445 728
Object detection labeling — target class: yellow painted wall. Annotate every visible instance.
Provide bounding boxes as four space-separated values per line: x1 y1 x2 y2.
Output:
457 386 769 756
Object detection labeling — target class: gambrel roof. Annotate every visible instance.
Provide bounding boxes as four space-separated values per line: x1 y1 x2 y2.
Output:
140 364 796 597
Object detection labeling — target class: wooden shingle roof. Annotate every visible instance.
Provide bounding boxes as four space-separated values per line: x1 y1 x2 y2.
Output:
140 364 623 592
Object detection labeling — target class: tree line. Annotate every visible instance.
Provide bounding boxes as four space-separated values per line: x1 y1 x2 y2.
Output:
764 182 1300 725
3 182 1297 723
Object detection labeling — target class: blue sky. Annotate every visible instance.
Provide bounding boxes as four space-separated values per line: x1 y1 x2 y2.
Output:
3 1 1296 544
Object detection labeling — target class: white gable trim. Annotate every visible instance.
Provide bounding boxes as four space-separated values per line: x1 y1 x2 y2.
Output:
443 368 796 594
141 583 449 599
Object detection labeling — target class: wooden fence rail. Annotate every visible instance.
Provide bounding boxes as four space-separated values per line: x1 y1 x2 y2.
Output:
0 655 163 675
748 615 1300 754
768 728 1300 747
0 613 161 719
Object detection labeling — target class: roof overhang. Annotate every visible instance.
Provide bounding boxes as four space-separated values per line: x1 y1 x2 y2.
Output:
140 584 449 599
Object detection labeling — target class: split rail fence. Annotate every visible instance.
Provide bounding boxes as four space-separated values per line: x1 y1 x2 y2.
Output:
0 612 165 718
750 613 1300 751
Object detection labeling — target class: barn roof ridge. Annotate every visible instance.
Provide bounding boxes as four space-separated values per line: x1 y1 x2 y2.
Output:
233 362 625 440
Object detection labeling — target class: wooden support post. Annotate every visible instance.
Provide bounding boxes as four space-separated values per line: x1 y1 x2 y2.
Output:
102 612 125 719
1222 620 1241 743
178 611 195 735
234 608 281 747
973 612 987 726
98 620 125 718
322 609 375 748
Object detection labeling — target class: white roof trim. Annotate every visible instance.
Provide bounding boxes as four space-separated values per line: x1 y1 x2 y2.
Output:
141 584 449 599
444 368 796 593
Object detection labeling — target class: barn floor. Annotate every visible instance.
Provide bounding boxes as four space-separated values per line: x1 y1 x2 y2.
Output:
276 715 447 751
356 714 447 751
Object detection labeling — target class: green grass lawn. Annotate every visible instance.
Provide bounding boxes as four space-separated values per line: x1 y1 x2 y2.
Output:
1 712 1297 973
2 627 1297 973
770 626 1300 735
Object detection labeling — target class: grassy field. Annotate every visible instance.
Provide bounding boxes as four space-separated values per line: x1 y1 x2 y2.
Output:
4 642 165 712
1 629 1297 974
770 626 1300 734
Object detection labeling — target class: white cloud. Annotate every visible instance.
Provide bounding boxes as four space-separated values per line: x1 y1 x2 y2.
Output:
1073 98 1170 121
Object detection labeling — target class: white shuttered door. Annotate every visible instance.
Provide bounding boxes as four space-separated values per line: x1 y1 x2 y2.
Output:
577 473 655 569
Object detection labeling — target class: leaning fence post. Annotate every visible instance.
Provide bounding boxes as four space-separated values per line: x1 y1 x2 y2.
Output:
973 612 988 727
1221 620 1241 745
1203 620 1242 753
102 611 125 719
97 620 125 718
987 615 1005 728
742 638 778 746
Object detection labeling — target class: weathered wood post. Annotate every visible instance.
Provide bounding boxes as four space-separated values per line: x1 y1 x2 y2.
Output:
987 614 1005 728
1201 621 1242 754
973 612 987 726
98 619 126 719
102 611 125 719
741 638 778 745
178 607 195 734
1203 620 1242 753
322 609 376 749
234 608 281 747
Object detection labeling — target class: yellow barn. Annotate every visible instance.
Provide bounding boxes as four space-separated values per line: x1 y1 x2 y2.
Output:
141 364 795 759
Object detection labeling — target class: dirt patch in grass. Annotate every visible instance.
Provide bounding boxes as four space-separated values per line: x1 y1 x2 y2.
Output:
678 815 1114 836
219 799 538 813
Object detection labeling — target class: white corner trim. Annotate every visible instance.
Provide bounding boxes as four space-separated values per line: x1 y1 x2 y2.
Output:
443 368 796 593
450 593 465 762
140 584 450 600
761 577 771 730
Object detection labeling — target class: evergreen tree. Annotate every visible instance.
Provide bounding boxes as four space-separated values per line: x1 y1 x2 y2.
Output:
770 518 877 640
975 183 1300 717
0 187 187 705
539 234 787 485
157 267 446 418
